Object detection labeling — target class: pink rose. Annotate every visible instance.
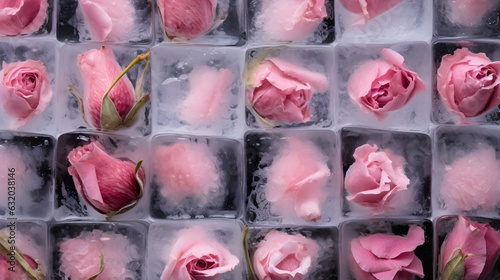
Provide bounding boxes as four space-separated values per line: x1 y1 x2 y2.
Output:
67 141 145 215
339 0 403 26
0 229 45 280
446 0 496 27
77 46 136 129
348 48 427 120
253 230 320 280
161 226 239 280
178 65 233 125
59 229 136 280
78 0 135 42
440 216 500 280
437 48 500 123
350 225 425 280
157 0 217 40
441 145 500 212
0 0 48 36
247 58 328 123
260 0 327 41
344 144 410 215
152 142 220 204
266 138 331 222
0 60 52 129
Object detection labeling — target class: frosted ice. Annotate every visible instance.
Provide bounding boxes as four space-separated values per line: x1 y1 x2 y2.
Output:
150 134 242 219
152 45 244 138
54 132 149 221
335 42 431 131
335 0 432 43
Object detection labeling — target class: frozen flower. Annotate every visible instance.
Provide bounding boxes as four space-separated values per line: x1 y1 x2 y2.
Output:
153 142 220 204
260 0 327 41
440 215 500 280
59 229 135 280
344 144 410 215
0 0 48 36
178 65 233 125
67 141 145 217
437 48 500 123
339 0 403 26
75 46 150 130
348 48 427 120
350 225 425 280
0 60 52 129
78 0 135 42
157 0 217 40
247 58 328 124
445 0 496 27
441 145 500 212
266 138 331 222
161 226 239 280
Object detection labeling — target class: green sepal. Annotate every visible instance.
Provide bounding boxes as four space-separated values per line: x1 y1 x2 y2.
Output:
106 160 145 221
100 94 123 130
119 93 150 129
87 250 105 280
243 226 258 280
69 85 89 126
441 248 474 280
0 232 47 280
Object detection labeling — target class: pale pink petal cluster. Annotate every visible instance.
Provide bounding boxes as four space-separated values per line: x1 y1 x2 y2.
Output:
153 142 220 204
178 65 233 125
67 141 144 214
350 225 425 280
348 48 427 120
78 0 135 42
77 46 136 128
446 0 496 27
0 60 52 129
59 230 134 280
345 144 409 215
440 215 500 280
441 145 500 212
247 58 328 123
260 0 327 41
161 226 239 280
157 0 217 40
0 0 48 36
437 48 500 123
339 0 403 26
266 138 330 222
253 230 319 280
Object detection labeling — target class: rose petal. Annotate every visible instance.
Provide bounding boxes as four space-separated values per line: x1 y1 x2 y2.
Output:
446 0 496 27
339 0 403 26
0 0 48 36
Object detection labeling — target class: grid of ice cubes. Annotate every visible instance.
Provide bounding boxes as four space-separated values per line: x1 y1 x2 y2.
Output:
0 0 499 279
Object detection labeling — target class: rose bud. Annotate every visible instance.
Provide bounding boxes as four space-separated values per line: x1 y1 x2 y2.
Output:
157 0 217 40
0 0 48 36
437 47 500 123
339 0 403 26
260 0 327 41
253 230 319 280
75 46 150 130
266 138 330 222
247 57 328 124
161 226 239 280
0 60 52 129
348 48 427 120
67 141 145 217
440 215 500 280
350 225 425 280
344 144 410 215
78 0 134 42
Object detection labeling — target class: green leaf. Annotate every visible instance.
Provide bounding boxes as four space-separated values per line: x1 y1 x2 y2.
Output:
0 232 47 280
134 54 150 100
441 248 473 280
106 160 145 220
100 94 123 130
243 226 258 280
87 250 105 280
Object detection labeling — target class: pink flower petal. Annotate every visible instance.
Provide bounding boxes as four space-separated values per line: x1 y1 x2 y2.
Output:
358 225 425 259
340 0 403 26
446 0 496 27
0 0 48 36
178 66 233 125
